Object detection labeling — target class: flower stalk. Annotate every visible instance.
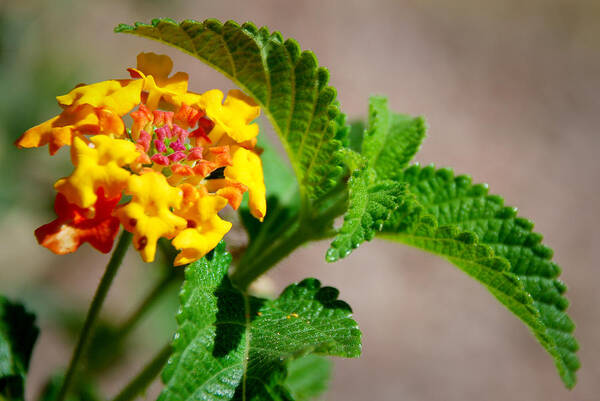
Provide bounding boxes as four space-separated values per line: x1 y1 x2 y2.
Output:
56 230 132 401
110 344 172 401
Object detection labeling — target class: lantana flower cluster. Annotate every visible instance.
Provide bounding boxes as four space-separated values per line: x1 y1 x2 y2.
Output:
17 53 266 266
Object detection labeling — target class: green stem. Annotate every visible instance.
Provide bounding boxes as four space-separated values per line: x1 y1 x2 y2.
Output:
231 221 309 290
115 272 177 340
56 230 132 401
242 202 288 262
233 185 348 290
110 344 172 401
240 207 297 267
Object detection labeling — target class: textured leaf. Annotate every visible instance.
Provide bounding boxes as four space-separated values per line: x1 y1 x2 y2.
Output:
326 96 422 262
116 19 347 204
326 165 405 262
382 165 579 388
160 242 361 401
361 97 425 180
0 296 39 401
284 355 331 400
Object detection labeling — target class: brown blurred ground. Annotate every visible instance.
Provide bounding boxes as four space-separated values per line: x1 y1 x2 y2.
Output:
1 0 599 400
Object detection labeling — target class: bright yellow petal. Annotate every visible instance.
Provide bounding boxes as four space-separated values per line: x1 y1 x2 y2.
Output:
57 79 143 116
171 216 232 266
224 90 260 124
197 89 260 143
171 184 232 265
54 135 139 208
116 171 186 263
132 53 190 110
225 146 266 221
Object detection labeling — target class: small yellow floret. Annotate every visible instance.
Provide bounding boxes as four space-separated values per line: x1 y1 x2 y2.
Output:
57 79 143 116
171 184 232 266
54 135 139 208
115 171 187 263
225 146 267 221
129 52 189 110
198 89 260 143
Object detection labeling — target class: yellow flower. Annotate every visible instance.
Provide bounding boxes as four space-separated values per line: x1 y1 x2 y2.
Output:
128 52 189 110
225 146 267 221
115 170 186 262
54 135 139 208
171 184 232 266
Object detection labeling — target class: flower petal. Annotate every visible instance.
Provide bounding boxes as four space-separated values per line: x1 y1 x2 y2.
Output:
115 170 186 262
35 190 121 254
171 184 231 265
57 79 143 116
54 135 139 208
224 146 267 221
15 104 125 155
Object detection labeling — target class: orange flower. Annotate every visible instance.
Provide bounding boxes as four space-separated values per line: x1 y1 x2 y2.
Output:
35 189 121 254
19 53 267 265
16 104 125 155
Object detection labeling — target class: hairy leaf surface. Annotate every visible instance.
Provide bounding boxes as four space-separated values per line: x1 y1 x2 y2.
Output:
327 165 405 262
362 97 425 180
327 97 422 262
160 243 360 401
382 165 579 388
0 296 39 401
116 18 347 205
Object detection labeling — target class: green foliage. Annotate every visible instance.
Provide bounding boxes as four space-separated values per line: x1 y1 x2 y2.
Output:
326 164 406 262
0 296 39 401
159 243 360 401
116 18 347 206
285 355 332 401
381 165 579 388
361 96 426 180
327 97 423 261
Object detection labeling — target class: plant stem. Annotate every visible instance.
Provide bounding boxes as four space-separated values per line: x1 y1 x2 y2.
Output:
232 186 348 290
56 230 132 401
115 272 177 340
110 344 172 401
231 221 309 290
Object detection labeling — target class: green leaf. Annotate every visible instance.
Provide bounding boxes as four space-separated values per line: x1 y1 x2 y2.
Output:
326 96 422 262
116 19 347 205
160 242 361 401
361 96 426 180
284 355 331 401
382 165 579 388
0 296 39 401
326 165 406 262
347 121 365 154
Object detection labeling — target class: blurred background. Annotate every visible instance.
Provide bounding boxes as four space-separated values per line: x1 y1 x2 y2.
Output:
1 0 599 400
